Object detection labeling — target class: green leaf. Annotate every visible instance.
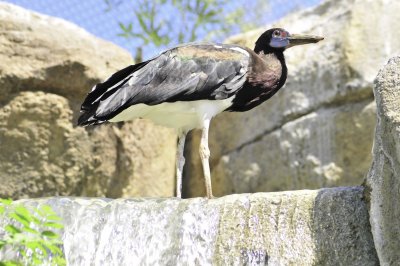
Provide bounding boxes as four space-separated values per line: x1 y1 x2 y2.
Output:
149 31 163 47
46 244 63 255
41 231 59 239
21 225 39 235
9 213 30 228
0 199 12 205
0 240 6 249
5 225 21 234
32 256 43 266
138 35 150 45
31 215 41 226
52 255 67 266
0 260 22 266
26 241 41 252
136 13 149 34
39 205 57 216
46 215 62 222
43 222 64 229
27 240 47 257
204 10 217 20
15 206 33 219
19 248 27 257
118 22 127 31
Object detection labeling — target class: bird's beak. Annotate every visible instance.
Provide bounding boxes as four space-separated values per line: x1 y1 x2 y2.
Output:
287 34 324 48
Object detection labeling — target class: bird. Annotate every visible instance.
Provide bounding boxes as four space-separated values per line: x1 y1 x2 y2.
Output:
77 28 323 199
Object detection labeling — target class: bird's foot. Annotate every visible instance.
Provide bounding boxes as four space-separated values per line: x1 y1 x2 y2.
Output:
206 194 216 200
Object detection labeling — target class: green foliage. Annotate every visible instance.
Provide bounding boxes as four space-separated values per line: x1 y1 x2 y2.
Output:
117 0 237 45
0 199 66 266
108 0 269 60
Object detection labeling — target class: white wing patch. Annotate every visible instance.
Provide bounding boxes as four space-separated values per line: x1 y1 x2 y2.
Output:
229 47 249 56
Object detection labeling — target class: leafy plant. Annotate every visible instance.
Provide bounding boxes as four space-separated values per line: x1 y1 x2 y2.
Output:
117 0 239 45
106 0 269 61
0 199 66 266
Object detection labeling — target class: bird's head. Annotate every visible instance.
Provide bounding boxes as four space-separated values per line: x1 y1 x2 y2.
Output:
254 28 324 54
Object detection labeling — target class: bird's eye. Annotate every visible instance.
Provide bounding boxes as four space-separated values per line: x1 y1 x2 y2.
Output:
273 30 281 37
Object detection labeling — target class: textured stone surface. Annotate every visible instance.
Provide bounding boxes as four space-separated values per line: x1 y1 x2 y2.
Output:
214 187 378 265
0 3 128 108
184 0 400 197
211 100 376 195
0 92 90 197
0 3 177 199
366 56 400 265
1 188 378 265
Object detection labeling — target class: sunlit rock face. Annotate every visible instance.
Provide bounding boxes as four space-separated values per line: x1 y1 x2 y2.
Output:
366 56 400 265
184 0 400 197
0 3 177 199
0 188 378 265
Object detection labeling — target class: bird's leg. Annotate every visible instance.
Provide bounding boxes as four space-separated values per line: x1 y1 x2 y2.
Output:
199 118 214 199
176 131 187 198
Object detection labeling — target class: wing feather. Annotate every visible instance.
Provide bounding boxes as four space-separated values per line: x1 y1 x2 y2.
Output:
78 43 249 126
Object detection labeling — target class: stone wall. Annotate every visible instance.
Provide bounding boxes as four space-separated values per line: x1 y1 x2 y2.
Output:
3 187 378 265
184 0 400 197
0 3 177 199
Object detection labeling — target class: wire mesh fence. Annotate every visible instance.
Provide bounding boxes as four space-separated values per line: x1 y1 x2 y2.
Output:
4 0 322 59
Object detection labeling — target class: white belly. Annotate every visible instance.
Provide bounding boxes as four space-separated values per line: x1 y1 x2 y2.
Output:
109 97 234 131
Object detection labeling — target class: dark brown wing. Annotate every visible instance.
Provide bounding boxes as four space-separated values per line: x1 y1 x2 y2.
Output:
78 43 249 126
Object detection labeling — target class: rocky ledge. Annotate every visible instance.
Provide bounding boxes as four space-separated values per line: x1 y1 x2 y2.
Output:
1 187 377 265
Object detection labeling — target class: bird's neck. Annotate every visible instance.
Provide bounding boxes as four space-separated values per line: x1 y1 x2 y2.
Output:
256 50 286 71
227 49 288 112
254 50 287 89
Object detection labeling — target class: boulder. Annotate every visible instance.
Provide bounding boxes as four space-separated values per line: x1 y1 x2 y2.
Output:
366 56 400 265
184 0 400 197
0 3 177 199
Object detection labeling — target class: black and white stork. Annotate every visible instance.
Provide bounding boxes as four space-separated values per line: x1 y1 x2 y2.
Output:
78 28 323 199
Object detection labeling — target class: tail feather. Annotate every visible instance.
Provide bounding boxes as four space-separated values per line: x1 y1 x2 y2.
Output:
77 107 105 127
77 61 150 127
81 62 148 112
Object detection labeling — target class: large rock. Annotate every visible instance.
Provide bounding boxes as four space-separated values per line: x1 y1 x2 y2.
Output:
184 0 400 197
0 188 378 265
211 100 376 194
0 3 177 199
366 56 400 265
